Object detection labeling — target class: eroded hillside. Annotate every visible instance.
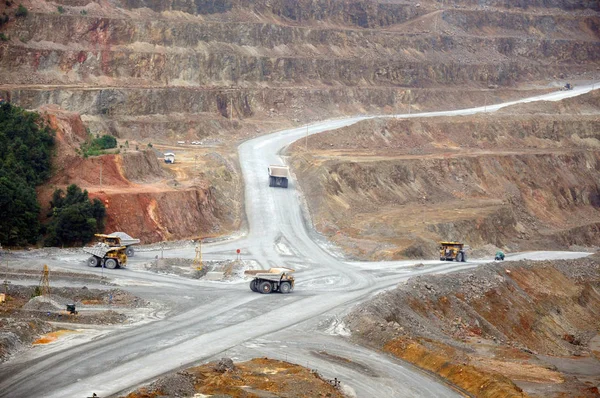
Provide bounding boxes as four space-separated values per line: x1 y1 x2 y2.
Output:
0 0 598 242
345 256 600 397
290 90 600 259
37 107 241 243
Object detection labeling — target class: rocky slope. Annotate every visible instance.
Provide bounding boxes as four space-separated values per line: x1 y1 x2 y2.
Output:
290 90 600 259
345 256 600 397
0 0 598 242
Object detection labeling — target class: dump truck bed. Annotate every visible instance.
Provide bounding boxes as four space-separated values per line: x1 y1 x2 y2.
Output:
244 267 295 276
83 245 124 258
108 232 140 246
268 165 289 178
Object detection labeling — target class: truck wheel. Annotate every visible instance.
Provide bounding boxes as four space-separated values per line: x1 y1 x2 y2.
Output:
259 281 272 294
282 179 288 188
87 256 99 267
280 282 291 294
461 253 466 262
269 176 274 187
126 247 135 257
105 259 118 269
250 280 258 292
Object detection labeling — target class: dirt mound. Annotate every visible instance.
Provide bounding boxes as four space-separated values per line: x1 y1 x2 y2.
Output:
122 357 345 398
0 318 52 363
22 295 66 312
345 256 600 397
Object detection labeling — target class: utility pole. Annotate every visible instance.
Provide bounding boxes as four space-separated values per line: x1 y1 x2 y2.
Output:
230 96 233 121
99 160 103 188
39 265 50 297
194 239 203 271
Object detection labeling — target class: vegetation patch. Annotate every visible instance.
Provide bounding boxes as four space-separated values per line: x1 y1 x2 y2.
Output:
80 134 117 158
0 103 54 246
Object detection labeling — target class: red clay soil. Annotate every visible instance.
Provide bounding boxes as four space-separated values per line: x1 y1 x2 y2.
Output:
36 107 232 243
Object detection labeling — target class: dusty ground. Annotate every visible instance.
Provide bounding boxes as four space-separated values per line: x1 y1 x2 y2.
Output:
290 90 600 260
121 357 345 398
144 257 258 281
345 255 600 397
0 278 149 363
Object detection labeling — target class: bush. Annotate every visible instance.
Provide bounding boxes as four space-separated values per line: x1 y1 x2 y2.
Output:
57 6 64 13
45 184 106 246
80 134 118 157
15 4 27 17
80 9 87 15
0 33 8 41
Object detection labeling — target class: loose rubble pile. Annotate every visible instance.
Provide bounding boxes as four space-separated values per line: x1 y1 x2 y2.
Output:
122 357 345 398
0 285 149 363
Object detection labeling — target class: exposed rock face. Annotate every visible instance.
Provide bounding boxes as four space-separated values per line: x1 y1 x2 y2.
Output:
1 0 598 243
0 0 598 140
290 91 600 259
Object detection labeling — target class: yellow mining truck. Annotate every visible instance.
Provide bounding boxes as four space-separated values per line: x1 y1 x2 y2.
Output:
245 267 295 294
95 232 140 256
439 241 467 262
83 244 127 269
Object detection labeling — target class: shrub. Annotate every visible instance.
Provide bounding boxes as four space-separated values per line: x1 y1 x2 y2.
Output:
15 4 27 17
80 9 87 15
0 33 8 41
57 6 64 14
80 134 118 157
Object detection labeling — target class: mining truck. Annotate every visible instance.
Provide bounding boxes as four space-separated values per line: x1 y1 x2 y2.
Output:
268 165 289 188
246 267 295 294
439 241 467 262
95 232 140 256
83 244 128 269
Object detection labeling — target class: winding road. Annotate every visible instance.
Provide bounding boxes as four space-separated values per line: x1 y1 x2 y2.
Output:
0 83 597 398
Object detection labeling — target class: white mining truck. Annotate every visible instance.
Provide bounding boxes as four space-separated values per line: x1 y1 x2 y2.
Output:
268 165 289 188
245 267 295 294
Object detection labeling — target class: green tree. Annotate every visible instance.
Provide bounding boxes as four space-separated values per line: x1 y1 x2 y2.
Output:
0 169 40 245
0 103 54 246
45 184 106 246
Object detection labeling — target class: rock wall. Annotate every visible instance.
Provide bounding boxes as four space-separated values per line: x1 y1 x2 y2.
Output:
0 0 597 144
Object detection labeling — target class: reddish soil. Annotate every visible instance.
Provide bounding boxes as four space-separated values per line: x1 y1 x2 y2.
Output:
35 108 241 243
122 358 345 398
